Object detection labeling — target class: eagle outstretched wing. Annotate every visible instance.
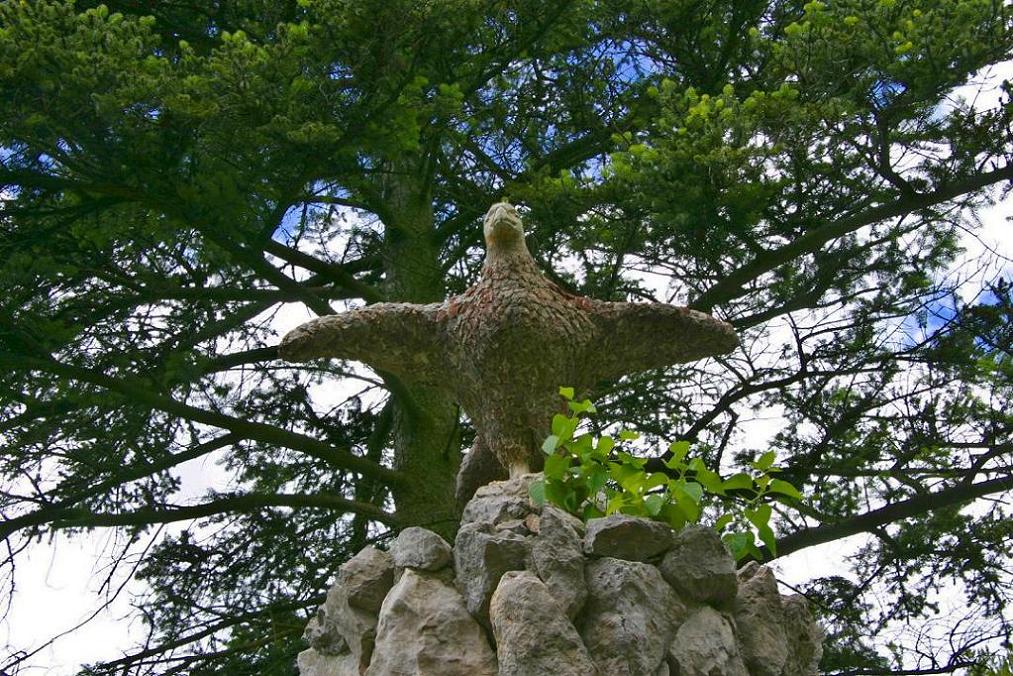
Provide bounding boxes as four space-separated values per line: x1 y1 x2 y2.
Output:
278 302 448 383
588 301 738 381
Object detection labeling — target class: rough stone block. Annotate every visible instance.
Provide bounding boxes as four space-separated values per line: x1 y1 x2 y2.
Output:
531 505 587 619
390 527 453 572
460 473 540 526
337 546 394 614
782 593 824 676
297 648 360 676
667 606 748 676
453 521 530 626
302 609 347 656
491 571 598 676
659 524 737 608
734 563 789 676
584 514 675 561
366 569 497 676
579 557 686 676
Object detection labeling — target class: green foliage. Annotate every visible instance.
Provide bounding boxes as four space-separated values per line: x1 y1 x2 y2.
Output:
529 387 804 561
972 655 1013 676
0 0 1011 673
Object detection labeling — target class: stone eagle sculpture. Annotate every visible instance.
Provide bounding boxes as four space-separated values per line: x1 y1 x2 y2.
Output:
279 202 738 502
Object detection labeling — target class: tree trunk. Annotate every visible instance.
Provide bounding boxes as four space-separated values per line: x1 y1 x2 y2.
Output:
380 163 462 540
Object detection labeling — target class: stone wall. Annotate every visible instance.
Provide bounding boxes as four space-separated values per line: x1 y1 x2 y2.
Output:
298 474 823 676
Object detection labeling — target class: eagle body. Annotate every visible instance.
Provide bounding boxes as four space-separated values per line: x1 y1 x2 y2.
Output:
279 202 738 502
443 251 597 477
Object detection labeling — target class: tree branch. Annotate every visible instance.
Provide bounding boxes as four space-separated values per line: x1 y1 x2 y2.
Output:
0 434 240 539
42 491 399 532
769 475 1013 560
692 164 1013 312
89 595 323 673
263 240 385 303
0 352 403 487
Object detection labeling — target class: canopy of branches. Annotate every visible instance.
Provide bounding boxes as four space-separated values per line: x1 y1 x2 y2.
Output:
0 0 1010 673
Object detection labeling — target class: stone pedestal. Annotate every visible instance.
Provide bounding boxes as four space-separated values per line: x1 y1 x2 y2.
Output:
298 473 823 676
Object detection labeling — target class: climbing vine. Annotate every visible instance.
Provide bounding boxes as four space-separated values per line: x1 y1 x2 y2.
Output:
529 387 804 561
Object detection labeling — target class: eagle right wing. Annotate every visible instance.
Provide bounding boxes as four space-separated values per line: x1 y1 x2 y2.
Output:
278 302 448 384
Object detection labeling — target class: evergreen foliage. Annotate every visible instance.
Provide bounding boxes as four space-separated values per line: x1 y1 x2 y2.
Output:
0 1 1010 673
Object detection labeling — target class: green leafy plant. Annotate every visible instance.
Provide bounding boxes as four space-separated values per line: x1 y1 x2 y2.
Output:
971 654 1013 676
529 387 804 561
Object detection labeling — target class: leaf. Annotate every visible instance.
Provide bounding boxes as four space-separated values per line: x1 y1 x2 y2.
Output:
695 467 725 495
545 480 569 509
616 451 647 469
560 416 579 441
605 493 629 515
744 504 772 531
758 524 777 556
558 386 575 400
544 452 570 480
660 503 687 530
528 479 545 507
618 429 640 441
662 455 683 471
673 486 701 522
643 472 668 491
644 493 666 516
583 503 605 520
571 433 594 453
769 479 803 500
568 398 597 414
596 436 615 456
668 440 691 464
542 434 560 455
551 414 569 436
619 497 647 516
682 481 704 504
620 473 646 494
585 464 608 493
723 532 753 561
753 450 777 471
714 513 734 531
723 473 755 492
608 461 642 491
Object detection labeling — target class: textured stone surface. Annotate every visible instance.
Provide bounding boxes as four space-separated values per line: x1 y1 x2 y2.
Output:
494 518 530 535
659 525 738 608
579 557 686 676
338 547 395 614
297 475 824 676
460 473 539 526
667 606 749 676
584 514 675 561
390 527 453 572
365 569 497 676
453 521 529 625
323 582 381 672
297 648 360 676
531 505 587 619
302 610 347 656
734 563 789 676
491 571 598 676
782 594 824 676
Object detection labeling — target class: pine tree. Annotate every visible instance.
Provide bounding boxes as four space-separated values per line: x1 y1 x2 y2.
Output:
1 1 1010 672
